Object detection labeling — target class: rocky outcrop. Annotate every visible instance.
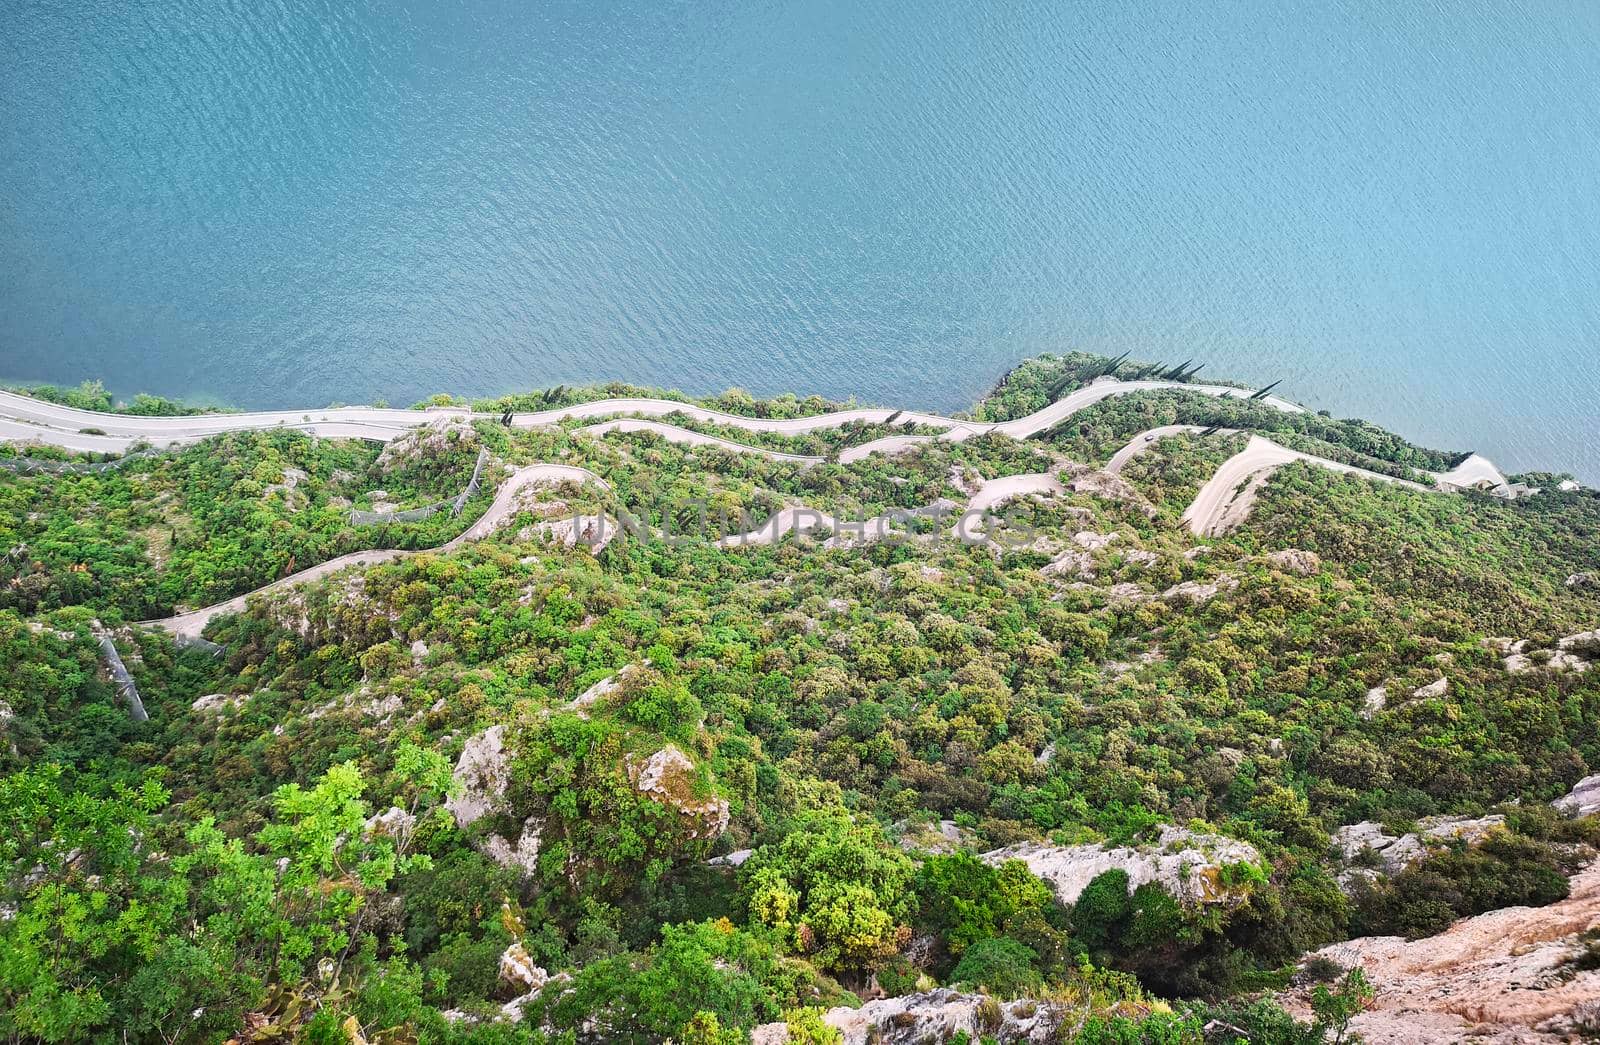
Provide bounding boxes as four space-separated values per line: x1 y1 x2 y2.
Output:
1498 629 1598 676
497 942 571 1022
190 692 241 714
1556 774 1600 818
894 819 974 855
1412 676 1449 700
1041 548 1095 580
1059 464 1156 516
480 817 542 876
1559 630 1600 658
1265 548 1322 575
363 806 417 844
1071 530 1120 551
1161 574 1238 607
1333 815 1507 891
982 826 1262 906
752 989 1067 1045
447 713 728 875
376 416 479 473
445 725 512 828
1280 860 1600 1043
630 745 730 840
1567 572 1598 591
707 848 753 868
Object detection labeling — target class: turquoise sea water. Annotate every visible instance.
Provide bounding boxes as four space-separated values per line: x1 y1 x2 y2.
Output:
2 1 1597 480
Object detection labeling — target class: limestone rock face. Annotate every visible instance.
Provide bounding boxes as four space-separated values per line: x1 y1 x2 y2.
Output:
1412 676 1449 700
190 692 240 714
497 942 571 1022
1060 466 1155 516
1556 774 1600 817
630 745 730 840
565 667 632 716
1558 630 1600 658
707 848 754 868
446 725 511 828
1332 815 1506 891
1362 686 1388 719
982 826 1262 906
363 806 417 843
893 819 973 855
1497 630 1598 676
1266 548 1322 575
1567 571 1598 590
483 816 543 876
1071 530 1120 551
1162 575 1238 606
498 942 547 992
1279 860 1600 1044
752 989 1066 1045
1041 548 1095 580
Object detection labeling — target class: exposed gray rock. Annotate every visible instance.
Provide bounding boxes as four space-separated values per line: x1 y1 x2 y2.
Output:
1333 815 1505 892
1558 630 1600 657
1162 574 1238 606
1041 547 1095 580
497 941 571 1022
363 806 417 843
446 725 511 828
483 817 543 877
1567 572 1598 590
1072 530 1120 551
1267 549 1322 575
1412 677 1449 700
1362 686 1388 719
1555 774 1600 817
377 416 478 474
565 666 634 716
1419 813 1506 845
983 826 1261 906
1106 582 1151 604
707 848 754 868
753 989 1066 1045
190 692 240 714
895 819 972 854
631 745 730 840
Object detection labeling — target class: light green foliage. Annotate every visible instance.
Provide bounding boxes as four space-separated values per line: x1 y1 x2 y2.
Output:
537 919 788 1042
1310 967 1374 1045
742 812 914 970
912 852 1054 960
0 755 453 1042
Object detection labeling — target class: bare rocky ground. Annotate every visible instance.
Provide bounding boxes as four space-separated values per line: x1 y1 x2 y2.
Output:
1279 860 1600 1043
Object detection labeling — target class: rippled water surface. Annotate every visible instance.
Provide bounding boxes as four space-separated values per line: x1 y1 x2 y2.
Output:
2 1 1597 478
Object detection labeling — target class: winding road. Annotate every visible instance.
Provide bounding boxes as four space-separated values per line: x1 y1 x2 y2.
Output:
147 462 608 638
1180 436 1430 537
5 375 1522 642
0 376 1302 454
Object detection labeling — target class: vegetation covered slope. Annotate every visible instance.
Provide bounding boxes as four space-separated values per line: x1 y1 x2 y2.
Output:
1 356 1597 1043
